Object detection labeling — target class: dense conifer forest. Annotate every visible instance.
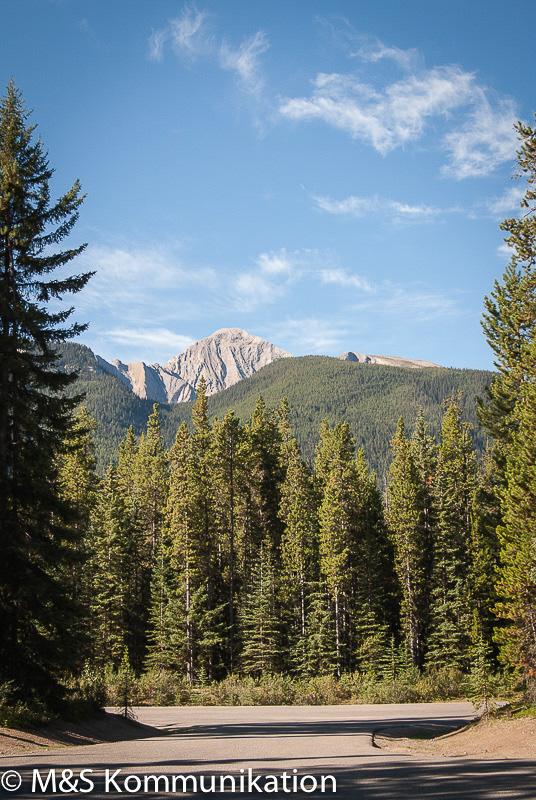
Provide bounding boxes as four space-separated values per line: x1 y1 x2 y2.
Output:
65 387 497 689
2 83 536 719
57 342 494 480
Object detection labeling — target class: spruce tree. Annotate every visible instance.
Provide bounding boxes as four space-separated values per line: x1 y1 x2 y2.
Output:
479 116 536 478
239 543 281 676
165 423 197 680
316 422 355 675
495 342 536 687
386 418 427 666
479 117 536 689
212 410 247 673
91 467 135 669
136 404 168 558
0 82 92 702
56 407 98 659
427 400 477 670
279 436 318 673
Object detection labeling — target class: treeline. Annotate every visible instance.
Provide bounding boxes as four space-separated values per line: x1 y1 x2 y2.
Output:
58 341 494 480
61 381 499 688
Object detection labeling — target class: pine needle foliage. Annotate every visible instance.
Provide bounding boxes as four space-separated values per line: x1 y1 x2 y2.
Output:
0 81 92 702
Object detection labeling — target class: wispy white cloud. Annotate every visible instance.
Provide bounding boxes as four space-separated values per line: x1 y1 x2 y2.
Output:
267 317 350 354
350 34 419 71
316 17 419 72
256 248 293 274
233 271 285 311
280 65 475 156
279 30 519 178
105 327 195 356
441 95 518 179
320 268 372 291
75 244 217 318
233 247 375 311
478 184 526 217
314 193 443 222
497 241 513 259
149 5 269 101
353 281 468 323
148 4 210 63
233 247 303 310
219 30 270 95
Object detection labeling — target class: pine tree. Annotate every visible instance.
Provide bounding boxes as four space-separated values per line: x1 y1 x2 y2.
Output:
212 410 247 673
386 418 427 666
0 82 92 702
91 467 134 668
189 378 223 679
114 426 149 672
279 436 318 673
316 423 355 675
494 342 536 687
479 116 536 479
479 117 536 690
165 423 196 680
136 404 168 559
145 522 178 672
427 400 477 670
245 396 284 557
239 543 281 676
351 448 395 670
56 407 99 659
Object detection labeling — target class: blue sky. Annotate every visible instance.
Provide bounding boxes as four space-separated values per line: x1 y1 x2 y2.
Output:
2 0 535 368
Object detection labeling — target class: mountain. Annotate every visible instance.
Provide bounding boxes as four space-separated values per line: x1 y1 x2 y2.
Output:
337 351 441 369
57 343 494 479
97 327 292 403
161 355 493 476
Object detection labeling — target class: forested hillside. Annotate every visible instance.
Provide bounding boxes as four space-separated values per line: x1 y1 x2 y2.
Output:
59 343 494 479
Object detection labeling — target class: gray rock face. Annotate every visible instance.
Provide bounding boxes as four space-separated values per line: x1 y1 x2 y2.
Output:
336 351 442 369
98 328 292 404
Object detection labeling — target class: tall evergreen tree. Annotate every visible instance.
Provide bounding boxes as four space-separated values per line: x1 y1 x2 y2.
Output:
316 422 356 675
91 467 136 669
212 410 247 673
0 82 92 701
56 407 98 659
239 543 281 676
479 117 536 687
386 418 427 666
427 400 477 670
247 397 284 553
479 116 536 478
279 435 318 672
315 423 390 675
136 404 168 558
495 342 536 684
164 423 197 680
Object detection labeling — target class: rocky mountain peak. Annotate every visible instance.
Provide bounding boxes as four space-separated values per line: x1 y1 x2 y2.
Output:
337 350 441 369
98 328 292 404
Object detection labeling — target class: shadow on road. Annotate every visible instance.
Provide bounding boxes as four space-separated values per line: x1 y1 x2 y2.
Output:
8 758 536 799
154 715 470 739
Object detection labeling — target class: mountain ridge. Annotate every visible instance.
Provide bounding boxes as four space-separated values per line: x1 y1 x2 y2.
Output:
96 327 292 403
57 343 492 477
93 327 443 405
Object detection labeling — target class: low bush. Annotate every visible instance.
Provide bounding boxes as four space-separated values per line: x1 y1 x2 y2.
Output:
94 666 508 708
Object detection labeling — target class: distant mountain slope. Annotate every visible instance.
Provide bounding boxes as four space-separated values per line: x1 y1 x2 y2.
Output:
337 351 441 369
162 356 493 476
58 345 493 478
97 327 292 403
58 343 156 467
